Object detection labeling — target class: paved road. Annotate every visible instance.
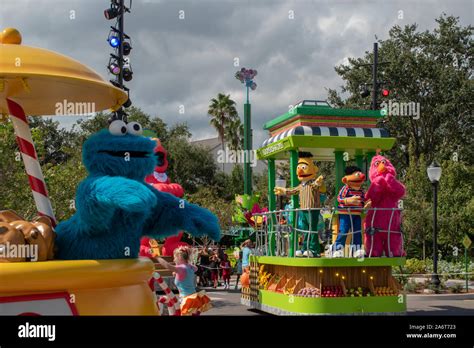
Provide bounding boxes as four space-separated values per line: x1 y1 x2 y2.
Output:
204 277 474 316
407 294 474 315
206 288 261 316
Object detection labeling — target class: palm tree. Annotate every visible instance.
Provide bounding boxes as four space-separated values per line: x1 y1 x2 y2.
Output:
225 118 244 151
208 93 239 170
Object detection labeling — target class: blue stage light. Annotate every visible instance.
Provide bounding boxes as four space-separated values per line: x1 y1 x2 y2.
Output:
109 36 120 48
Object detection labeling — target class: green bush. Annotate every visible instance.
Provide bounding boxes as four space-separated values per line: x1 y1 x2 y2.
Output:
403 280 420 293
427 260 474 281
404 258 428 274
395 258 474 281
448 284 464 293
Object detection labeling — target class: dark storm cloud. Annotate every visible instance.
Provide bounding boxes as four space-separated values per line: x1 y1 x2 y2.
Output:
1 0 472 146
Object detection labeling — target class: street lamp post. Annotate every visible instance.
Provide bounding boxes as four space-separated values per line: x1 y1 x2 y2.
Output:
235 67 257 196
427 161 442 288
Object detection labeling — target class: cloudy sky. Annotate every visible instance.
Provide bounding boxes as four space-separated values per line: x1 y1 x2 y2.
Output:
1 0 472 147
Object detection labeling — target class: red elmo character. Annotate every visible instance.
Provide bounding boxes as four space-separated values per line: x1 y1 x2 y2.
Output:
145 138 184 197
364 155 406 257
140 138 188 257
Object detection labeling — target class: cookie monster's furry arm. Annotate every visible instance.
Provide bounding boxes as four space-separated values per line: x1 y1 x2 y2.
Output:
77 176 157 230
90 176 157 211
142 186 221 241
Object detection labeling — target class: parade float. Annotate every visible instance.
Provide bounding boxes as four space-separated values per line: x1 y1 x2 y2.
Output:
0 27 146 315
0 28 220 315
241 100 407 315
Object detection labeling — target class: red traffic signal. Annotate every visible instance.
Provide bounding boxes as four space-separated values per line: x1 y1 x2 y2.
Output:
381 89 390 97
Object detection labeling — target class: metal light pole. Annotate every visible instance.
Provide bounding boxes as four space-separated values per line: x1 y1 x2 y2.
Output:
358 42 390 110
235 68 257 196
371 42 378 110
427 161 442 288
117 0 125 88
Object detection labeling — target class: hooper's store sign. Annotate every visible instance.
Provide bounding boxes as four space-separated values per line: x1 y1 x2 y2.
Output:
258 140 288 158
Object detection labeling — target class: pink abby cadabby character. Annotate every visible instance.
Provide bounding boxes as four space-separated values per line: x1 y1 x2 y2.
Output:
364 155 406 257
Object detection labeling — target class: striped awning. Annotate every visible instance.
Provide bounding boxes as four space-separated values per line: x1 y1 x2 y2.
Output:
262 126 390 147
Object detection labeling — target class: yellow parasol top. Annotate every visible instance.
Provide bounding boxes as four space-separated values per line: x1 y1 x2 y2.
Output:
0 28 128 116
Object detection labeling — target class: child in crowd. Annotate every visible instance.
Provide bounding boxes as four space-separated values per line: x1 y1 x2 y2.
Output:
158 246 211 316
209 253 220 289
234 250 243 290
220 254 232 289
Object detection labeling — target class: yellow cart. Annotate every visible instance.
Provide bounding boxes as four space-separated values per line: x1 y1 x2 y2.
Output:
0 258 158 315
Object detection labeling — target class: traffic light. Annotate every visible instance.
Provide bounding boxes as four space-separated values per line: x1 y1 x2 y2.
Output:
381 89 390 97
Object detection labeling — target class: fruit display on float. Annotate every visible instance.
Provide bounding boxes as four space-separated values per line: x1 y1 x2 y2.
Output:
282 276 304 295
266 274 281 291
274 275 288 293
321 285 345 298
296 286 320 298
347 287 371 297
258 265 272 289
374 286 397 296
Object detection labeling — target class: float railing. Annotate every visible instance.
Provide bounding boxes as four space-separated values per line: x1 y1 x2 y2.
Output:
252 207 404 258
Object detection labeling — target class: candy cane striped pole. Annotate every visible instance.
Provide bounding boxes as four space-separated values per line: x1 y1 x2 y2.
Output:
152 271 181 316
7 99 56 226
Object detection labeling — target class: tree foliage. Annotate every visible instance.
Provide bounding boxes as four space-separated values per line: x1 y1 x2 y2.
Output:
326 14 473 258
0 107 235 224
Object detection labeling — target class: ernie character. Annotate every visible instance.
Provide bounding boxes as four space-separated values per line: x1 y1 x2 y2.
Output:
274 152 325 257
333 166 371 258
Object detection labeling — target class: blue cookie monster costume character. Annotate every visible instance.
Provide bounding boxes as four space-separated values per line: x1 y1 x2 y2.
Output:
55 120 221 260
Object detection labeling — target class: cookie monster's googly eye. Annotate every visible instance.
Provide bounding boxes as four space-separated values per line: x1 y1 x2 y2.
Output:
127 122 143 136
109 120 128 136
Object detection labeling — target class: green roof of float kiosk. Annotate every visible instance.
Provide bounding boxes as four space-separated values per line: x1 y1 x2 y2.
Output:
257 100 396 160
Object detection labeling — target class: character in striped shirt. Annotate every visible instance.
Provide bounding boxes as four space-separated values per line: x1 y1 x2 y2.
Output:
333 166 371 258
275 152 326 257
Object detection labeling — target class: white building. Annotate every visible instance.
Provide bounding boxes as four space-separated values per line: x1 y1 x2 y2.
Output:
190 136 267 175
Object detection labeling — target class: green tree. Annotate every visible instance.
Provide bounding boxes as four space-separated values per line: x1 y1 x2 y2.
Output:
187 186 234 229
327 14 473 170
403 144 432 259
167 138 217 194
325 14 474 258
207 93 239 169
225 118 244 151
29 117 76 166
0 121 35 218
436 159 474 257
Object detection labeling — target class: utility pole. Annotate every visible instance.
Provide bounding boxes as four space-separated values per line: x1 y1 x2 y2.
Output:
358 42 389 110
371 42 378 110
